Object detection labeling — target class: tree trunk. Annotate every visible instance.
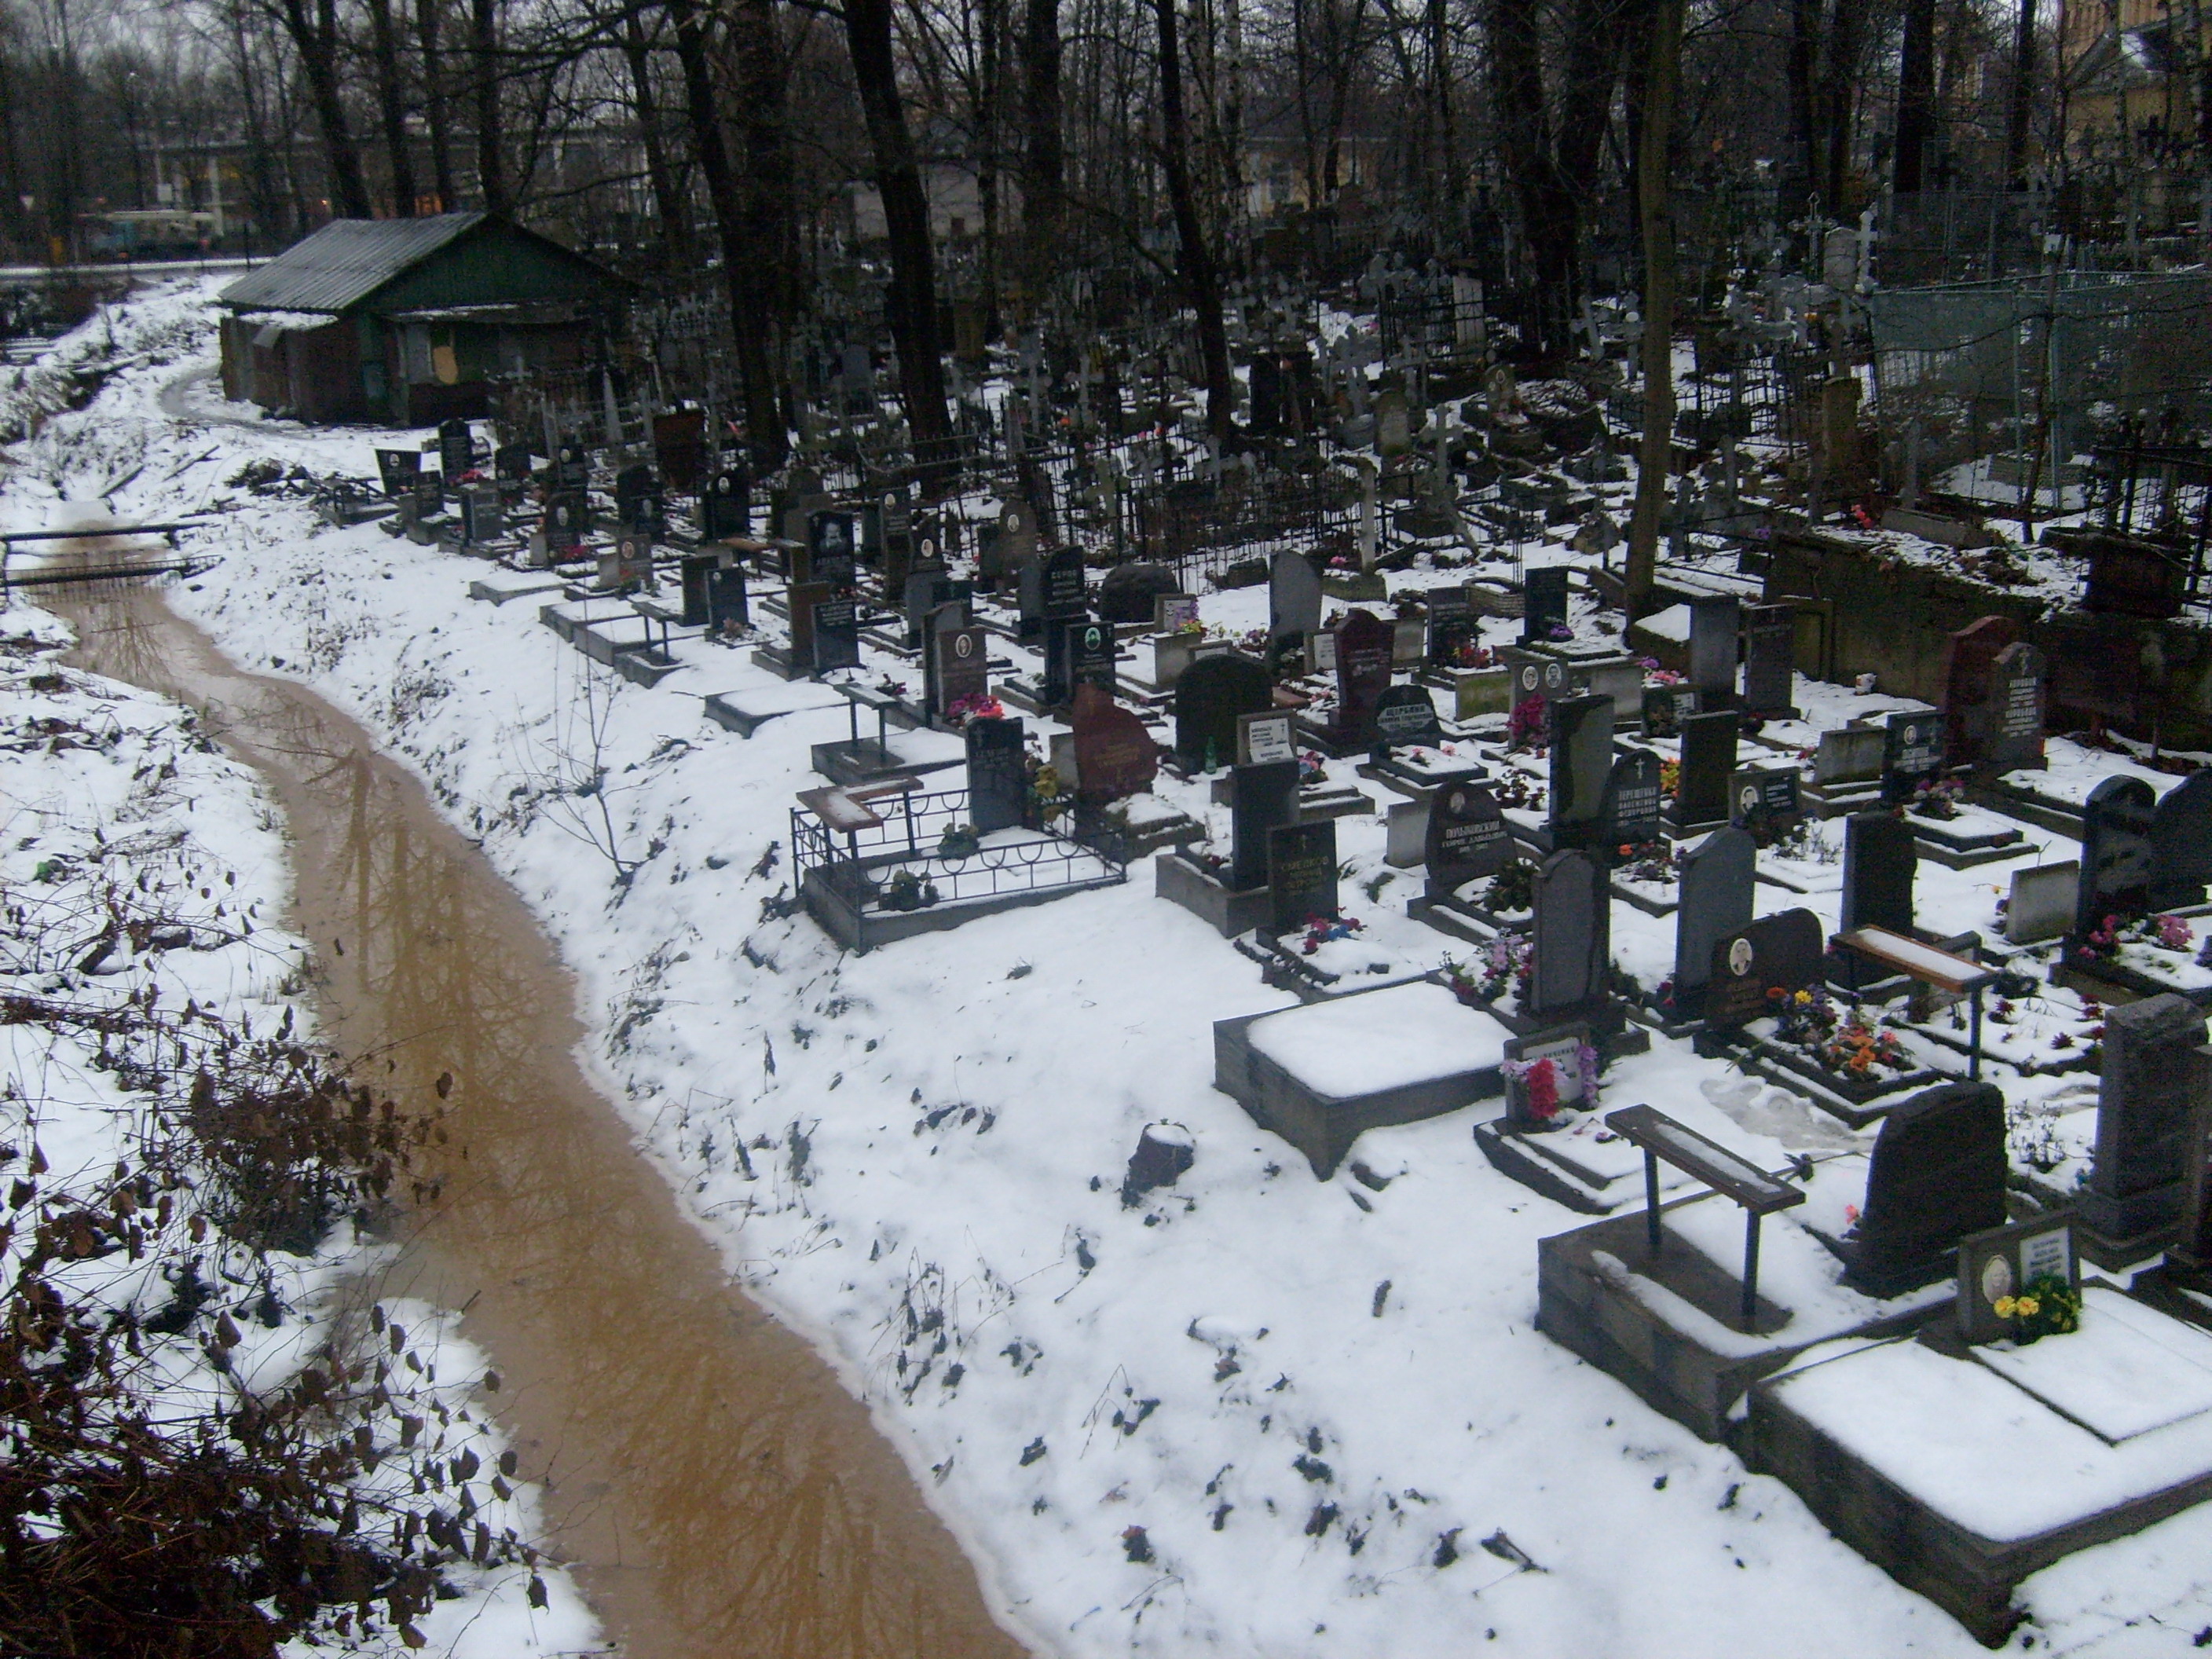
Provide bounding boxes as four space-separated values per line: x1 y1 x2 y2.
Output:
976 0 1002 331
2005 0 2037 185
367 0 419 214
844 0 954 458
1428 0 1457 228
280 0 374 218
1785 0 1819 214
665 0 783 462
1020 0 1064 308
1818 0 1859 207
471 0 505 212
622 11 690 266
417 0 455 209
1624 0 1681 628
732 0 795 381
1893 0 1936 192
1155 0 1236 434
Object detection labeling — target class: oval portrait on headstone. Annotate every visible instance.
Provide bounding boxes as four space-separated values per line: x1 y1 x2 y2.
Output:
1544 663 1565 690
955 635 976 660
1448 789 1468 815
1979 1253 2014 1306
922 538 938 559
1728 938 1755 977
1521 666 1540 691
1739 785 1760 816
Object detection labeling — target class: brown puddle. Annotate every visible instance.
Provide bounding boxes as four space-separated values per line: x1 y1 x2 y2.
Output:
57 581 1029 1659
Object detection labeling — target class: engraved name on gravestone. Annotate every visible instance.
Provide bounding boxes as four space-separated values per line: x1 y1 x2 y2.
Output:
1815 724 1886 786
808 511 859 589
1232 758 1302 890
1840 811 1919 936
1529 850 1610 1017
1730 765 1804 836
1043 544 1088 618
1673 709 1740 828
1069 620 1119 699
1600 749 1666 851
1239 710 1297 765
813 593 862 672
1985 642 2047 774
1501 646 1571 707
1957 1210 2082 1346
1176 654 1274 766
1269 549 1324 642
1881 710 1945 804
1672 828 1757 1010
375 448 422 496
1425 782 1511 899
1703 907 1824 1030
2082 994 2210 1245
932 617 990 719
966 716 1027 833
1332 610 1397 745
1268 820 1341 935
1939 616 2019 768
1372 683 1444 748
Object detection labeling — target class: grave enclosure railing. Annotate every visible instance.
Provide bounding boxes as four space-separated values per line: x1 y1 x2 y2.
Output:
789 786 1128 950
1128 470 1362 584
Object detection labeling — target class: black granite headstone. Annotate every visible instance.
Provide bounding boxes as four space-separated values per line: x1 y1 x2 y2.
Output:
679 554 719 627
438 416 473 482
1372 683 1444 748
813 594 862 672
1840 811 1918 936
1530 850 1610 1016
932 616 991 720
1941 616 2020 768
1042 545 1088 617
1688 595 1740 705
1844 1082 2009 1297
1175 654 1274 767
375 447 422 496
1881 710 1945 805
2150 771 2212 910
2075 775 2158 938
1600 749 1666 851
808 511 859 589
1068 619 1120 700
1703 907 1824 1030
1674 709 1739 828
1522 566 1571 643
1232 759 1302 890
1425 782 1511 898
1640 683 1699 739
2082 994 2210 1244
701 467 750 540
1428 609 1484 671
1268 820 1340 935
1730 765 1804 840
1098 562 1181 625
1738 603 1797 720
1547 695 1615 843
1984 641 2047 774
966 716 1028 833
1672 828 1757 1006
706 563 749 631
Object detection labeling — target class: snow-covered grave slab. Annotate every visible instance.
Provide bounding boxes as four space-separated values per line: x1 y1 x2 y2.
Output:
1213 979 1511 1177
467 569 566 606
701 679 848 736
1973 1287 2212 1443
1536 1175 1951 1444
1903 800 2027 869
1749 1308 2212 1646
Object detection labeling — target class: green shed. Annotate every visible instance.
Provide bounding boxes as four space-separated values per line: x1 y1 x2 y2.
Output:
217 214 630 427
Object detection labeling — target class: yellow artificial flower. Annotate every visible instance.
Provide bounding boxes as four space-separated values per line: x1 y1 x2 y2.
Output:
2016 1296 2039 1317
1994 1296 2018 1318
1795 990 1813 1005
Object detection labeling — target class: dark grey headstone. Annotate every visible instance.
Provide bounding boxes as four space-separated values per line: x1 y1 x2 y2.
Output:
2075 775 2158 938
1098 562 1181 625
1739 603 1797 719
1688 595 1740 703
1268 820 1340 935
1522 566 1571 642
1840 811 1917 936
2150 771 2212 910
1547 695 1617 840
1814 725 1886 786
1426 782 1511 898
1068 618 1120 699
1175 654 1274 767
1845 1082 2009 1297
1269 550 1324 641
1703 907 1824 1029
1042 545 1088 617
1730 764 1804 840
1984 642 2047 774
1672 828 1757 1001
812 594 861 672
1232 759 1302 890
1675 710 1739 827
1599 748 1666 853
931 617 990 719
807 510 859 588
2083 994 2210 1243
1428 607 1483 671
701 467 750 539
1530 850 1610 1016
1881 709 1945 805
966 717 1028 833
1372 683 1444 748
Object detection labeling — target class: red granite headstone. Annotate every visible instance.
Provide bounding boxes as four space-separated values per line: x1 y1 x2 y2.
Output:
1071 683 1159 803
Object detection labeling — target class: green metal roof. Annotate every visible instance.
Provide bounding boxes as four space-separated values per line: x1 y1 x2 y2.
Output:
219 214 489 315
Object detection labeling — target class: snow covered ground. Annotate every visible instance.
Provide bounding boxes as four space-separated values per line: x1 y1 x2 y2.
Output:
7 276 2212 1655
0 591 599 1656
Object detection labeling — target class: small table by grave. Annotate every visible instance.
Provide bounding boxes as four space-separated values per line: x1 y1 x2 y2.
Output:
1831 925 2000 1079
630 595 685 655
1605 1104 1807 1328
835 680 907 756
796 776 928 862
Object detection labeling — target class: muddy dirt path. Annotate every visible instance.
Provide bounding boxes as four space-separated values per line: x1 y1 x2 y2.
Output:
58 581 1028 1659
